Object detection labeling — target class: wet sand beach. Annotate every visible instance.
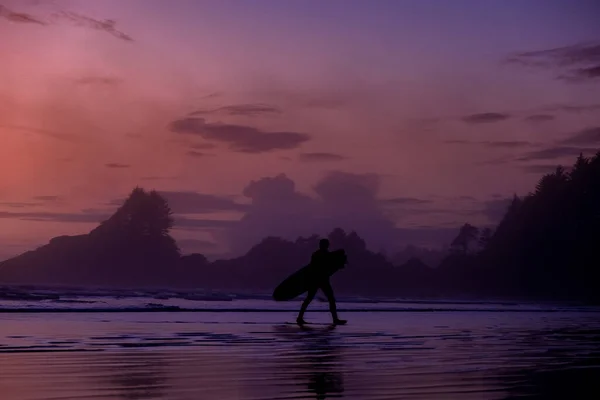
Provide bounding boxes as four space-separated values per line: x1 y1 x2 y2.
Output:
1 300 599 400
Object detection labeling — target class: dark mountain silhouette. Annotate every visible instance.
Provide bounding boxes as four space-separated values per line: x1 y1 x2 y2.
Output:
0 150 598 302
0 187 181 287
179 230 414 297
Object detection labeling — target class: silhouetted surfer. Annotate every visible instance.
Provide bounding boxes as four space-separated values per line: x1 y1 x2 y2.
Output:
297 239 347 326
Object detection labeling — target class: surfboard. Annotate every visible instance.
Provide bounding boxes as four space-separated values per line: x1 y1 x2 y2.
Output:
272 249 347 301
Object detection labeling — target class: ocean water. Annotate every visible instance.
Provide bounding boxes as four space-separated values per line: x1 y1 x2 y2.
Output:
0 291 599 399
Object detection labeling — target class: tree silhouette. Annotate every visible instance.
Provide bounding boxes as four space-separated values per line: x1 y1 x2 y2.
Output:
479 150 600 300
450 223 479 254
478 227 493 251
102 187 175 238
90 186 180 265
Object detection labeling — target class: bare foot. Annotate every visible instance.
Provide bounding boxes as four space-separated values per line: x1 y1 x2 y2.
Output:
333 319 347 325
296 317 307 326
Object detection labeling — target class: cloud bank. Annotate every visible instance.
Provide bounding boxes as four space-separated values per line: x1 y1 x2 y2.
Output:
169 117 310 153
226 172 410 254
298 152 346 162
462 113 510 124
191 104 281 117
0 4 45 25
507 42 600 82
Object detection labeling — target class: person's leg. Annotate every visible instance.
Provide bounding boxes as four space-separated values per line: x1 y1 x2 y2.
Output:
320 281 346 325
297 288 317 325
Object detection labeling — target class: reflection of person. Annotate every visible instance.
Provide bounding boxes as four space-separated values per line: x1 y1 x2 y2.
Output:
272 325 345 400
304 333 344 400
297 239 347 326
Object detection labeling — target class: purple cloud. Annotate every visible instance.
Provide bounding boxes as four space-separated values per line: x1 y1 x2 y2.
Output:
484 141 533 148
0 124 77 142
226 172 398 254
174 217 238 231
140 176 178 181
169 117 310 153
105 163 130 169
33 196 60 201
75 76 122 86
507 42 600 82
190 104 281 117
109 191 247 215
558 127 600 145
462 113 510 124
0 202 39 209
444 139 471 144
298 152 346 162
53 11 133 42
187 151 211 158
574 65 600 79
0 4 45 25
159 191 248 214
1 5 133 42
543 104 600 113
313 171 380 203
445 140 533 148
520 164 565 174
524 114 555 122
190 143 216 150
517 146 596 161
381 197 432 205
0 210 108 223
508 42 600 67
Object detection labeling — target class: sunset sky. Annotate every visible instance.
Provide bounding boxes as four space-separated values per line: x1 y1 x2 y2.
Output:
1 0 599 260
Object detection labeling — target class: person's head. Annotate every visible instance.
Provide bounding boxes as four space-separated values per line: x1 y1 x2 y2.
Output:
319 238 330 251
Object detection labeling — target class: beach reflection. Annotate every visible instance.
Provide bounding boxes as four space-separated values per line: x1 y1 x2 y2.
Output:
497 326 600 400
93 351 171 400
273 324 345 399
1 311 599 400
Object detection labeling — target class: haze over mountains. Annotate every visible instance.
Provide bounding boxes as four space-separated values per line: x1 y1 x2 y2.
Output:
0 152 598 302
